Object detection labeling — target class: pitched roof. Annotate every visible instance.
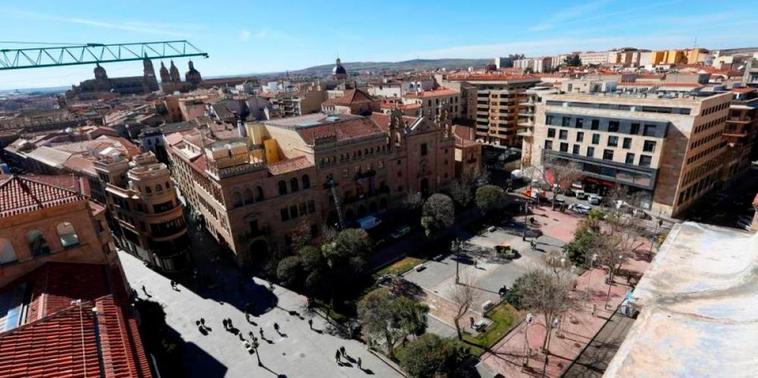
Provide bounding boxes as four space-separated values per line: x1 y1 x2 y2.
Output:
267 156 313 175
0 263 152 378
323 88 375 106
294 117 384 144
0 175 85 218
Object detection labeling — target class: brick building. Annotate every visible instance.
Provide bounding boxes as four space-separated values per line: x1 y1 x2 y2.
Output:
166 110 455 264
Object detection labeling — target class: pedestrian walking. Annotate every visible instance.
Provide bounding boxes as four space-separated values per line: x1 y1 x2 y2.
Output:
308 319 313 329
592 304 597 317
259 328 264 338
200 318 206 326
273 322 279 331
335 350 341 363
357 357 362 369
339 346 346 357
223 318 229 329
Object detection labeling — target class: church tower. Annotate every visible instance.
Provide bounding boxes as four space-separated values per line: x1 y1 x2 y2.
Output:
142 57 159 92
169 61 181 82
185 60 202 86
159 62 170 83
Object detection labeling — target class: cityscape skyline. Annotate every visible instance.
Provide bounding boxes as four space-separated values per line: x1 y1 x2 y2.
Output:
2 0 758 89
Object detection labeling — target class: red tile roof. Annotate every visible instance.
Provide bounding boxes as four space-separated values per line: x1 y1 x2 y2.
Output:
404 87 459 98
295 117 384 144
0 263 151 378
731 87 756 94
322 88 375 106
369 112 417 132
0 175 85 218
268 156 313 175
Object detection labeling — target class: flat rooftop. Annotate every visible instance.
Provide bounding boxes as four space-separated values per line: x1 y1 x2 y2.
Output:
543 91 732 106
605 222 758 377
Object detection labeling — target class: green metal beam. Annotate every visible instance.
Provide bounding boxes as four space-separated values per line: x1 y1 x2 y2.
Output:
0 40 208 70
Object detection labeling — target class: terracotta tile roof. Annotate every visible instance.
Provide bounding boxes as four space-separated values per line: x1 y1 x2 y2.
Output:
404 87 459 98
322 88 375 106
267 156 313 175
0 175 85 218
0 263 151 378
369 112 417 132
731 87 756 94
295 117 384 144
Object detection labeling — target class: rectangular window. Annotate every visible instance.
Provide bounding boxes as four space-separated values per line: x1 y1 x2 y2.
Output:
591 119 599 130
608 121 619 132
572 144 580 154
560 142 569 152
630 123 640 134
625 153 635 164
562 117 570 126
575 118 584 128
559 130 568 140
546 115 554 124
591 134 600 145
420 143 428 156
639 155 652 167
290 205 298 219
622 137 632 149
643 140 656 152
587 146 595 158
280 208 289 221
603 149 614 160
576 131 584 142
643 124 657 136
547 128 555 138
544 140 553 149
608 136 618 147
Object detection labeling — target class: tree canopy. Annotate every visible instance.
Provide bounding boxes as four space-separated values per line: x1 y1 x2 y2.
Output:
397 334 471 378
420 193 455 237
475 184 506 214
358 288 428 357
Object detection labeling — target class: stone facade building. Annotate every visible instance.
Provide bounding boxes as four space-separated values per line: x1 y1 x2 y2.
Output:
0 175 115 287
165 111 455 264
95 152 190 272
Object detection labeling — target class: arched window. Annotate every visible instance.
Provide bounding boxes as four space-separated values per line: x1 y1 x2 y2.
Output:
255 186 264 201
27 230 50 256
156 184 163 192
302 175 311 189
0 239 17 265
290 177 299 192
56 222 80 248
278 180 287 195
232 191 243 207
243 188 254 205
145 186 152 194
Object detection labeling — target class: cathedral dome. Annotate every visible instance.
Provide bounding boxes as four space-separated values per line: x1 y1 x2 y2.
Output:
332 58 347 76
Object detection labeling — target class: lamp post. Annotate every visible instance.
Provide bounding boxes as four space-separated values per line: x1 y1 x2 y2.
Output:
252 337 262 367
524 313 534 366
453 238 461 284
585 253 598 301
522 199 529 241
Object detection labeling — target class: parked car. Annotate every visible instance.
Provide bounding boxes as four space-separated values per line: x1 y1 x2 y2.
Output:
390 225 411 239
575 190 588 200
588 194 603 205
569 203 592 214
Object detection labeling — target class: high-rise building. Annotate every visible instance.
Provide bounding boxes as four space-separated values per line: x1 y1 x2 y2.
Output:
531 91 732 217
442 73 540 147
721 87 758 181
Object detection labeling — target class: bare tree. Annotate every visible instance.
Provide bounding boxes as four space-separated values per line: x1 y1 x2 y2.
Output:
518 267 577 351
403 192 424 210
597 213 644 307
542 159 583 210
451 274 480 341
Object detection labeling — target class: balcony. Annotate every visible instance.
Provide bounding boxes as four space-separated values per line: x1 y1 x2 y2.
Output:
727 117 751 124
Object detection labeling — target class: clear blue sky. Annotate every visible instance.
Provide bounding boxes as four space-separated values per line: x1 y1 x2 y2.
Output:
1 0 757 89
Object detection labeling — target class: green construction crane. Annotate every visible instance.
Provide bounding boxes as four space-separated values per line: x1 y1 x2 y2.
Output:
0 40 208 70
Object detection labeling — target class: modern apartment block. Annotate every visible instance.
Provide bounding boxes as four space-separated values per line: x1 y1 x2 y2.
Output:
518 86 559 166
443 73 540 147
722 88 758 180
531 92 733 217
95 152 190 272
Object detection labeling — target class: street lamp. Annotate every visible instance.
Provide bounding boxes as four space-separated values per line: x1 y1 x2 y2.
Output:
585 253 598 301
453 238 461 284
522 200 529 241
252 337 263 367
524 312 534 366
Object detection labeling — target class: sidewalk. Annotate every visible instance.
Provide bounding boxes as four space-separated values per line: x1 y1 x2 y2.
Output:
479 249 650 377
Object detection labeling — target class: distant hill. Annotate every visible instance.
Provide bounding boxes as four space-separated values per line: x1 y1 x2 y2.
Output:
262 58 492 78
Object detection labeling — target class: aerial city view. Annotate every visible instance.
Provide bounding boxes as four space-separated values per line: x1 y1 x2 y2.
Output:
1 1 757 377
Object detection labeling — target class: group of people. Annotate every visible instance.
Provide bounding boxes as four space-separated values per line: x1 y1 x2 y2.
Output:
335 346 362 369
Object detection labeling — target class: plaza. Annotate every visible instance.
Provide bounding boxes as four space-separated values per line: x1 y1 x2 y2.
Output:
119 251 402 378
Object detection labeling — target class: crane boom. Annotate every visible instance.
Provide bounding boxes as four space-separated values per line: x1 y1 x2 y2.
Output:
0 40 208 70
